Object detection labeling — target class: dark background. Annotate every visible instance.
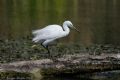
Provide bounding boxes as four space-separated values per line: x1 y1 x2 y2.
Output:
0 0 120 46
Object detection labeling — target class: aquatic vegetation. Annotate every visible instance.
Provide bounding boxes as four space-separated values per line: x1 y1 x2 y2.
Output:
0 71 31 80
0 39 120 63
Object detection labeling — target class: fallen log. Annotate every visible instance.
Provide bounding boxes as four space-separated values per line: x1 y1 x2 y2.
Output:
0 54 120 76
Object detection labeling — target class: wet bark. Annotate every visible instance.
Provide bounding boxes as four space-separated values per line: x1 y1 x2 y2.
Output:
0 54 120 76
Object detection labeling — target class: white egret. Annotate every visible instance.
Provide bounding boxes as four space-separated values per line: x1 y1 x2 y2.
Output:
32 21 80 58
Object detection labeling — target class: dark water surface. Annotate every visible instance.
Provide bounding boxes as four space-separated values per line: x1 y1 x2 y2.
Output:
3 70 120 80
32 70 120 80
0 0 120 46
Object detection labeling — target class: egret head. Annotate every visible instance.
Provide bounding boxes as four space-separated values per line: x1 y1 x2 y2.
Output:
63 21 80 33
63 21 74 28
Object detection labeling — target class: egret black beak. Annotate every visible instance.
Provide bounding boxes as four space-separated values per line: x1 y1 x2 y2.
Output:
73 27 80 33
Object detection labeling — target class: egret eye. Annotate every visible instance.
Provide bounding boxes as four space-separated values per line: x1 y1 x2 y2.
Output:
69 24 72 27
68 23 73 28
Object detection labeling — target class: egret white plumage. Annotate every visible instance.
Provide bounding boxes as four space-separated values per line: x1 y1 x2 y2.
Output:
32 21 80 58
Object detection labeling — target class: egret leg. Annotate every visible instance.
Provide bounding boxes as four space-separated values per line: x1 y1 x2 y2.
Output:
46 46 59 62
47 46 59 62
46 46 51 58
41 43 52 58
41 43 58 62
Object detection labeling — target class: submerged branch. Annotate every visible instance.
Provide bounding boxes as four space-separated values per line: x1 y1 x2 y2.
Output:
0 54 120 76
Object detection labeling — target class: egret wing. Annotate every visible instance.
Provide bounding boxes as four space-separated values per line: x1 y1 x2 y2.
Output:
32 25 63 42
33 25 61 35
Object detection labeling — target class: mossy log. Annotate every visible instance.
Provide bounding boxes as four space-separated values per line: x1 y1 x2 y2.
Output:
0 54 120 76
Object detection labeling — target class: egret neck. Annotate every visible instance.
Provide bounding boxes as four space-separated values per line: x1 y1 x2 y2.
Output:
62 23 70 36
